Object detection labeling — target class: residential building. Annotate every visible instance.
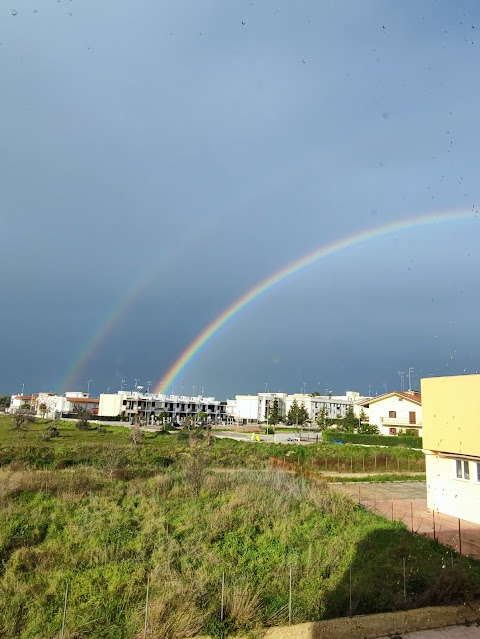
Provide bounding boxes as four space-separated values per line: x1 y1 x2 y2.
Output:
358 391 422 436
229 391 363 424
231 393 287 424
35 392 99 418
286 391 362 423
8 395 35 413
98 391 227 424
421 374 480 526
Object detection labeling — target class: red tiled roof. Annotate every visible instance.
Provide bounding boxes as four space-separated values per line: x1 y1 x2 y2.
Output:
358 391 421 407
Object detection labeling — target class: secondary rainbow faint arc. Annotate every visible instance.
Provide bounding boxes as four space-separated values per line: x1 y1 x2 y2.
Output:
155 208 477 394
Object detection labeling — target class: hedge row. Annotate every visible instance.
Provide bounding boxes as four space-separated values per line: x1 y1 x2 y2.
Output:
322 431 423 448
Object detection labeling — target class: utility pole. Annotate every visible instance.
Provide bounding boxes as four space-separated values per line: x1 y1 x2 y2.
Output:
147 381 151 394
87 380 93 395
398 371 405 392
120 379 126 392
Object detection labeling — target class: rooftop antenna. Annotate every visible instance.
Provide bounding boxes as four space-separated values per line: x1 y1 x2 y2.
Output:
408 367 414 391
120 379 126 392
264 382 269 393
201 386 205 395
398 371 405 392
134 378 139 392
147 381 152 394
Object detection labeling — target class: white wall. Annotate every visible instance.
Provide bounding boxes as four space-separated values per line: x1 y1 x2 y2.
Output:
235 396 259 421
426 453 480 525
366 395 422 436
99 393 125 417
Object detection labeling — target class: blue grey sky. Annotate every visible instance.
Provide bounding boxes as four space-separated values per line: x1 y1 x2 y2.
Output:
1 0 480 399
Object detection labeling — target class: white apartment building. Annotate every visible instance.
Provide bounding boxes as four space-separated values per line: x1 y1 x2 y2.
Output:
98 391 227 424
285 391 362 423
229 391 363 424
230 393 287 424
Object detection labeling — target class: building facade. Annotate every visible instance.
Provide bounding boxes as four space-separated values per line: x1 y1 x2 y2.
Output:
422 374 480 526
359 391 422 436
98 391 227 424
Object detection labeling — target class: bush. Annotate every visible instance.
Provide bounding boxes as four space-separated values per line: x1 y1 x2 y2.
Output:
76 419 90 431
322 431 422 448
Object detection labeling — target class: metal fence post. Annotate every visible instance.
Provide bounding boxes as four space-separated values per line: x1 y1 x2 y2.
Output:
144 576 150 639
349 565 352 616
221 571 225 621
288 566 292 625
60 583 69 639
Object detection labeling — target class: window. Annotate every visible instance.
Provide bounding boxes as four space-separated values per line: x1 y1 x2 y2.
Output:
389 410 396 418
477 463 480 482
409 411 416 424
455 459 470 480
389 427 397 435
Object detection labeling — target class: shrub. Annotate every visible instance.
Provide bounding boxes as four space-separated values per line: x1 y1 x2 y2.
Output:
76 419 90 431
322 431 422 448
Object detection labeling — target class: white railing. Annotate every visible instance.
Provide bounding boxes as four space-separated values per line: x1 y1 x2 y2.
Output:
380 417 422 426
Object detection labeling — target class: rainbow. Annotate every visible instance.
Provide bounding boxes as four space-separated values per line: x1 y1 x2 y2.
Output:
155 208 477 394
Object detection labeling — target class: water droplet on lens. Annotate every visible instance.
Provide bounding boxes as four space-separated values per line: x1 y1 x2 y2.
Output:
11 9 18 16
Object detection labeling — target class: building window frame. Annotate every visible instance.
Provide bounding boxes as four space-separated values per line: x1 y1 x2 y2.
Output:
455 458 471 480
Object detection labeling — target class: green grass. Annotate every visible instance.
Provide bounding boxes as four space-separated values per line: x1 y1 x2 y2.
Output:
0 414 426 474
0 414 467 639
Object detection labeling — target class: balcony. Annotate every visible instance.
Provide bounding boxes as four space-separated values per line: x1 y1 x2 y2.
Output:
380 417 422 427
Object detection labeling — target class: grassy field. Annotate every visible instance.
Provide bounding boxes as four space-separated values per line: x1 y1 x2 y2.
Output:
0 414 425 473
0 414 475 639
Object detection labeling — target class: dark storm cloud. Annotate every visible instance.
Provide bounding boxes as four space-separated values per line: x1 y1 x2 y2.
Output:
1 0 480 397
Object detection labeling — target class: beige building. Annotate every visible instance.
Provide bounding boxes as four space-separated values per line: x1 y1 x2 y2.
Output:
421 374 480 525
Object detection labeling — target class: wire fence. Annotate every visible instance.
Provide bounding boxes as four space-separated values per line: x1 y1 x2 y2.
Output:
271 455 426 474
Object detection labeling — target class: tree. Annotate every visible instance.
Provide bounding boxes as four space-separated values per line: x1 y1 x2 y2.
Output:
298 402 309 426
340 405 357 433
0 395 10 409
130 415 144 445
267 399 281 427
38 403 47 418
287 399 299 425
358 422 380 435
73 403 90 431
316 405 327 430
197 411 208 426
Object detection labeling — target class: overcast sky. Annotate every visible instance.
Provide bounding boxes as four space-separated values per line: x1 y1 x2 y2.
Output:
2 0 480 399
